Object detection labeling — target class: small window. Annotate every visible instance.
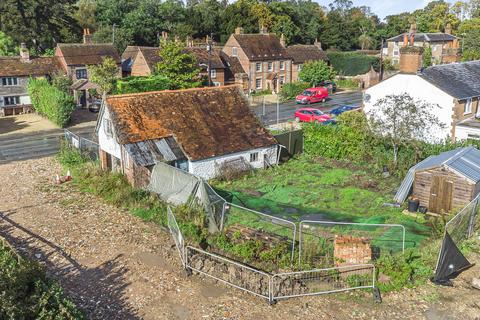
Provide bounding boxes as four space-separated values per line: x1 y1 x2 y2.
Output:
210 69 216 78
467 133 480 141
76 69 87 79
464 98 472 114
232 47 238 57
267 62 273 71
1 77 18 86
250 152 259 162
213 82 221 87
297 64 302 71
4 96 20 106
255 78 262 90
103 118 112 137
255 62 262 72
280 61 285 70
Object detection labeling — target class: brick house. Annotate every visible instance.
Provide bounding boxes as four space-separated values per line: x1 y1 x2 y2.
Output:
364 35 480 143
96 85 278 187
55 29 121 108
385 23 460 65
0 43 61 116
222 27 291 93
286 41 328 82
121 44 227 86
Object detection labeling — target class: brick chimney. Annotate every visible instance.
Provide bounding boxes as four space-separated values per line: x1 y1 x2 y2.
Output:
445 23 452 35
259 25 268 35
399 46 424 73
314 38 322 50
19 43 30 62
83 28 92 44
235 27 244 35
279 34 286 47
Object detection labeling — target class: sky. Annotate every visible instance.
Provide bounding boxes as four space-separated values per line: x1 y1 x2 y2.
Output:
316 0 431 20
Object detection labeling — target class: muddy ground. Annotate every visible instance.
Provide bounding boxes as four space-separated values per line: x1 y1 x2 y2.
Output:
0 157 479 319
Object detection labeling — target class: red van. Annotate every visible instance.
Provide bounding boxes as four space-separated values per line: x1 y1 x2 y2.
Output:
295 87 329 105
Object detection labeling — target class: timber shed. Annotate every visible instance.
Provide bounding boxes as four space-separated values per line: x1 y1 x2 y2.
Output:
394 147 480 213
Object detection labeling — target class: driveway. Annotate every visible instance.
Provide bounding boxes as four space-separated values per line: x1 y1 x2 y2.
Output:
252 90 363 125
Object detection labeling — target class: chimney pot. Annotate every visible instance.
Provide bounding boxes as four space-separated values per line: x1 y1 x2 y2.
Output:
280 34 286 47
235 27 244 35
83 28 92 44
259 25 268 34
314 38 322 50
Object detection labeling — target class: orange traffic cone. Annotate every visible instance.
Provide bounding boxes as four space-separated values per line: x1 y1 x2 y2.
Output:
66 170 72 181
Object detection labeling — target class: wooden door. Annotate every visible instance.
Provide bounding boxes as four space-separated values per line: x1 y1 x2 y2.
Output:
429 175 453 213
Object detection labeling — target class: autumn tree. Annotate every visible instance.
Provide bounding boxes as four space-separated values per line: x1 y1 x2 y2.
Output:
368 93 445 166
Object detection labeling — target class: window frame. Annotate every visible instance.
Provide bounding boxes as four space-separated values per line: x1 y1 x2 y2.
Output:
103 118 113 137
75 68 88 79
279 61 285 70
464 98 473 115
210 69 217 78
4 96 20 106
267 62 273 71
1 77 18 86
255 62 262 72
232 47 238 57
255 78 262 90
249 152 259 162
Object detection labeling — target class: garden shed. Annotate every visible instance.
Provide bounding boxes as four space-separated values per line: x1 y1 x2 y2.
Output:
394 146 480 213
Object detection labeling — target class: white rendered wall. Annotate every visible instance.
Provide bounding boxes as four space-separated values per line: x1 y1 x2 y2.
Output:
363 74 455 143
189 146 278 180
98 106 122 159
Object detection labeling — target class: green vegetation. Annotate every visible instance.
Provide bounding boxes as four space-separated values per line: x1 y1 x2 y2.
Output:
335 78 359 90
298 60 336 86
422 46 432 67
279 81 310 101
326 51 379 76
87 56 119 95
27 78 75 127
114 75 171 94
0 239 83 319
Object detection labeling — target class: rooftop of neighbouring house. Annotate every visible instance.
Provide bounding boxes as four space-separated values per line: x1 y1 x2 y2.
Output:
56 43 121 66
185 47 226 69
419 60 480 100
121 46 161 73
105 85 277 161
0 56 61 77
231 33 289 61
286 44 328 64
387 33 458 43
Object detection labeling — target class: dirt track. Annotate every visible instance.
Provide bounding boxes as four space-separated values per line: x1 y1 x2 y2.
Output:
0 157 479 319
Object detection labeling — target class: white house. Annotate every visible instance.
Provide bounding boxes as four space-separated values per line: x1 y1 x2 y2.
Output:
96 85 278 187
364 56 480 142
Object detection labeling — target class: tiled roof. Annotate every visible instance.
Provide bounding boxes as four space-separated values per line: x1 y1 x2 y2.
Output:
219 51 245 74
138 47 162 72
387 33 458 43
419 60 480 100
185 47 226 69
57 43 121 66
286 45 328 64
233 34 289 61
106 86 277 161
0 56 61 77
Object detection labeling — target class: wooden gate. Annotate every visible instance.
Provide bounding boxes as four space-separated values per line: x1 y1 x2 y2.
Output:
429 175 453 213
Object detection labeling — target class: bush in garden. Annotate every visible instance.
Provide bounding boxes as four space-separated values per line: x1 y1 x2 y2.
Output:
279 81 310 101
326 51 379 76
299 60 336 86
114 75 171 94
27 78 75 127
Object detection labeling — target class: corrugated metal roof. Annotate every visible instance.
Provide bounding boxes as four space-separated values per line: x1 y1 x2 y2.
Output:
394 147 480 203
124 137 186 167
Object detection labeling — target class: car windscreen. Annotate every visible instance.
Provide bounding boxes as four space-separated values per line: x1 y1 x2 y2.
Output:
311 110 324 116
302 90 312 96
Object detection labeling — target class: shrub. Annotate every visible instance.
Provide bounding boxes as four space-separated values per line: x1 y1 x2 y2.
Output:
279 81 310 101
0 240 83 319
335 78 360 89
114 75 171 94
27 78 75 127
326 51 379 76
299 60 336 86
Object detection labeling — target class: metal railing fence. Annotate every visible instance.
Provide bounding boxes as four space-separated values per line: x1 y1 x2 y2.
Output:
298 221 406 267
64 129 99 162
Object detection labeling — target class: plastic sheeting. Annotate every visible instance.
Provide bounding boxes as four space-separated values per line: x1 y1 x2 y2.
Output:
148 162 225 233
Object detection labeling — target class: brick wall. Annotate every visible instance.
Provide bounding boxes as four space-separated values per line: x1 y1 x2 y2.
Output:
333 235 372 266
131 52 153 76
399 47 423 74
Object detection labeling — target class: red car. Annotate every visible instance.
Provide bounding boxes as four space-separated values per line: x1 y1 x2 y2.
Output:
295 87 329 104
294 108 332 123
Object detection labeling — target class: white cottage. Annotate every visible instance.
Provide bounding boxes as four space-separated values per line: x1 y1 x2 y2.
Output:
96 85 278 187
363 59 480 143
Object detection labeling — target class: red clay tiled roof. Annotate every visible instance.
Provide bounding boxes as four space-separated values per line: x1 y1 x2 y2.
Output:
286 45 328 64
57 43 121 66
106 86 277 161
0 56 61 77
233 34 289 61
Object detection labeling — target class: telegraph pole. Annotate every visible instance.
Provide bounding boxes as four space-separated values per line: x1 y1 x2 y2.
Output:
207 33 213 87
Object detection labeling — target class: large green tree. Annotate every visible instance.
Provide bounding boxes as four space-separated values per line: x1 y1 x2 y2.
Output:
88 56 119 95
459 17 480 60
0 31 16 56
299 60 336 86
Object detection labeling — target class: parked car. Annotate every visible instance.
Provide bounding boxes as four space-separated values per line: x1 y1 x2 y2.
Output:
329 105 360 117
319 80 337 93
294 108 332 123
88 99 102 113
295 87 329 104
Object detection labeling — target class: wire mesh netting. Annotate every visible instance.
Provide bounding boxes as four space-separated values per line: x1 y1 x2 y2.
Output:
64 129 99 162
271 264 375 300
167 206 185 267
445 194 480 244
221 203 297 263
299 221 405 268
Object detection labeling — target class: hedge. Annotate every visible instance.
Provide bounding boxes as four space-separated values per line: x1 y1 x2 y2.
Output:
114 75 171 94
279 81 310 101
303 112 480 176
27 78 75 127
0 240 83 319
326 51 380 76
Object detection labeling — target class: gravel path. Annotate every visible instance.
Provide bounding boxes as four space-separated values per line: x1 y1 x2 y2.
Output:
0 157 478 319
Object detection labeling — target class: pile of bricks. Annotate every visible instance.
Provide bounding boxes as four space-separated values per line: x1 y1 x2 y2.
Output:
333 235 372 266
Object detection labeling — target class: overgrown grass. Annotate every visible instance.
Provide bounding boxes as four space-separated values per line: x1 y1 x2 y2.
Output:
0 240 83 319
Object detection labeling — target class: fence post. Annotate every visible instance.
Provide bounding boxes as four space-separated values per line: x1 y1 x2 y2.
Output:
467 195 479 237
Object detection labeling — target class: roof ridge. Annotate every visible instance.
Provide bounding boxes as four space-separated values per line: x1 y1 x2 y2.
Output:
107 85 241 100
